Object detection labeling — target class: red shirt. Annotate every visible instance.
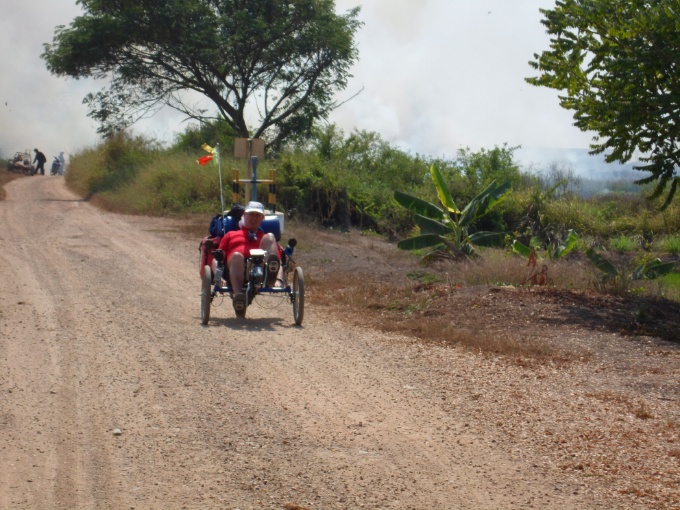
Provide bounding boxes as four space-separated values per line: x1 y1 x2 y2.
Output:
218 227 265 261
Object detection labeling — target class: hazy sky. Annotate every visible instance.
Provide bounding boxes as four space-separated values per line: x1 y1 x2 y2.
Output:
0 0 599 170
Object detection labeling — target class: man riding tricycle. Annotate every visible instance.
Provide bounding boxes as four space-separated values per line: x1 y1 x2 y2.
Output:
199 201 304 325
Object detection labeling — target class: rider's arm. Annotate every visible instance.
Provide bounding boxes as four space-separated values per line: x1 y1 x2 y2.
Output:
217 233 230 258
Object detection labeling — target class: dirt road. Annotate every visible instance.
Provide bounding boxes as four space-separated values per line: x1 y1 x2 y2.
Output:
0 177 615 509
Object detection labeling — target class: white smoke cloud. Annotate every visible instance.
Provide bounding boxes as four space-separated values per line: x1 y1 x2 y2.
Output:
1 0 607 175
330 0 596 160
0 0 100 163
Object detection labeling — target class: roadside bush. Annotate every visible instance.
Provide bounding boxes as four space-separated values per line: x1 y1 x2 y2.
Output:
656 235 680 255
64 144 106 197
276 133 432 234
61 122 680 252
609 234 640 253
66 132 158 197
102 154 222 214
172 120 236 156
276 151 350 227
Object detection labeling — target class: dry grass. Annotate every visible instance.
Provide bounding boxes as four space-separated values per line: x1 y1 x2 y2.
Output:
451 249 594 289
296 233 604 364
311 266 587 364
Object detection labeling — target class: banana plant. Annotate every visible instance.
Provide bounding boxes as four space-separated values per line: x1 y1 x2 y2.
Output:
512 229 579 260
394 164 511 258
586 249 675 281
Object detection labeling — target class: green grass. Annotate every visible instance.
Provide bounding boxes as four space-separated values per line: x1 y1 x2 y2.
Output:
608 234 639 253
656 235 680 255
658 272 680 301
406 270 443 284
102 155 223 214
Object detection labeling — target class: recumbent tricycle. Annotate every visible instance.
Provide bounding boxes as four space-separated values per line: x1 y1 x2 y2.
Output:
198 210 304 325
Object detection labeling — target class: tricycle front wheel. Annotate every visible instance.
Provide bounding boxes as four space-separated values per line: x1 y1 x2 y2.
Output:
201 265 212 325
292 266 304 325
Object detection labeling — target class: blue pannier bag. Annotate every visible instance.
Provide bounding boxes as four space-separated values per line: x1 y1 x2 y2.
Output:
208 214 238 237
208 203 245 236
261 216 281 241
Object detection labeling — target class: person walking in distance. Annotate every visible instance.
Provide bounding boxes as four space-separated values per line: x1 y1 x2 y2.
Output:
33 149 47 175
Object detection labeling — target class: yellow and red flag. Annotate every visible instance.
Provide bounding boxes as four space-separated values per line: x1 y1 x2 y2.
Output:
197 143 218 166
197 154 213 165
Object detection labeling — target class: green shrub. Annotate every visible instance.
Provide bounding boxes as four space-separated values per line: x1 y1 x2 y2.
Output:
64 144 106 197
66 132 158 197
656 235 680 255
172 120 236 156
609 234 639 253
658 272 680 301
104 154 223 214
61 122 680 249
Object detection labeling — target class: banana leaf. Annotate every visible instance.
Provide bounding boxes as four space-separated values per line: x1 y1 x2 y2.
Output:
633 259 675 280
468 230 507 247
397 234 444 250
394 190 443 219
551 229 579 259
461 242 475 256
586 249 620 277
511 240 533 258
430 164 460 214
458 198 480 228
414 214 453 236
458 180 511 227
646 259 675 277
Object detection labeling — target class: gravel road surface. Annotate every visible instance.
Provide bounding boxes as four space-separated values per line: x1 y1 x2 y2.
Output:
0 177 610 509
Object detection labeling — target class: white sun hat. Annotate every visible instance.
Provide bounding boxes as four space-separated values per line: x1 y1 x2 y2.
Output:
244 201 265 215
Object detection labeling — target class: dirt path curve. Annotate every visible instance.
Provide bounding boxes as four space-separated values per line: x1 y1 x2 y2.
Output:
0 177 608 509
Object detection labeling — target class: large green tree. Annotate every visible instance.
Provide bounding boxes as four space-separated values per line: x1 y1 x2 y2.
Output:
42 0 361 148
527 0 680 208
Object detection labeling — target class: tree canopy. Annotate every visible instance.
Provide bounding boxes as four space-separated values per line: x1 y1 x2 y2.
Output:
527 0 680 208
42 0 361 149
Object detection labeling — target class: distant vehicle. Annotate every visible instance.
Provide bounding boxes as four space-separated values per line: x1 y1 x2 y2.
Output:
7 151 34 174
50 157 62 176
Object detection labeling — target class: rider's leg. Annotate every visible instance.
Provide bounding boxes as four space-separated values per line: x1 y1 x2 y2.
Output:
260 233 278 256
228 252 245 292
260 234 283 285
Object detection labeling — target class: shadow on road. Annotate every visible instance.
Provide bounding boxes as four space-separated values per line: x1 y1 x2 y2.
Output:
201 316 302 331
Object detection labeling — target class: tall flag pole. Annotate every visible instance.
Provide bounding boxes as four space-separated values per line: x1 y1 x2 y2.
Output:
200 143 225 213
216 142 225 214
